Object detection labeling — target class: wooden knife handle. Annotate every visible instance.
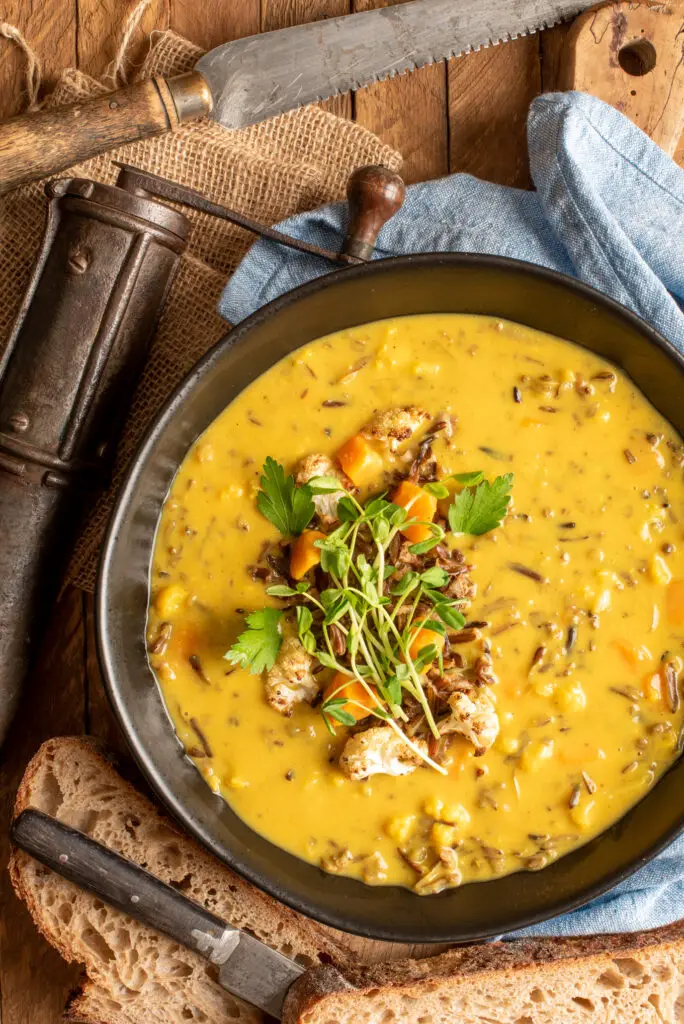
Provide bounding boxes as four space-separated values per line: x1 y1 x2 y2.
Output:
343 165 406 261
562 0 684 155
0 72 212 196
12 810 239 965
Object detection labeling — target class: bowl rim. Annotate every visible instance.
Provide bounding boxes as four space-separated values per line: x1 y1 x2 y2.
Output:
97 251 684 942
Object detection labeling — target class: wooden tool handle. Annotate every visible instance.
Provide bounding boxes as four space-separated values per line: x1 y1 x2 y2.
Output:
0 72 212 196
12 810 239 964
343 165 406 261
562 0 684 155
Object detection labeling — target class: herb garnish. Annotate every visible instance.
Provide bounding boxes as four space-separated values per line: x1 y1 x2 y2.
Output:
225 608 283 674
256 457 315 536
320 697 357 729
231 453 513 774
448 473 513 536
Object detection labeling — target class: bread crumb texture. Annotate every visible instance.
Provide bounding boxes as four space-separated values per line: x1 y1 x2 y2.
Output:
9 738 684 1024
284 929 684 1024
9 737 350 1024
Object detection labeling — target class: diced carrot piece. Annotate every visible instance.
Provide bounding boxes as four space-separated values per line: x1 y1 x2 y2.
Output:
666 579 684 627
290 529 327 580
323 672 378 722
444 735 474 775
611 639 640 672
559 744 602 767
611 639 653 673
336 433 383 485
408 626 446 664
520 417 545 428
391 480 438 543
500 678 525 700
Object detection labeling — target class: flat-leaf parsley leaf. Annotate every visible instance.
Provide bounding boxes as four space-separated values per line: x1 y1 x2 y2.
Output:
448 473 513 536
256 457 315 536
225 608 283 674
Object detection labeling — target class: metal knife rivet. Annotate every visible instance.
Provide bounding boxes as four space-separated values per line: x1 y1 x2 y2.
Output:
67 248 90 275
59 853 68 863
109 100 119 110
8 412 29 433
130 894 140 903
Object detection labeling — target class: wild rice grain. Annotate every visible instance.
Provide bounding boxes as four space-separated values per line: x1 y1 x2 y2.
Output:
565 625 578 653
664 660 680 713
530 645 546 670
509 562 547 583
189 717 213 758
591 371 616 382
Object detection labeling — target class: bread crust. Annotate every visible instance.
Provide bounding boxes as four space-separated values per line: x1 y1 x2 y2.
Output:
10 736 684 1024
283 923 684 1023
9 736 352 1024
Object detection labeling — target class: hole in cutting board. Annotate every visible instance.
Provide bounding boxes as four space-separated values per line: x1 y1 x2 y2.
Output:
618 39 657 76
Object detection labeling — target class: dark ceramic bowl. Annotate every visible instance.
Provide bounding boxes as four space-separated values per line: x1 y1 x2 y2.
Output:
97 254 684 943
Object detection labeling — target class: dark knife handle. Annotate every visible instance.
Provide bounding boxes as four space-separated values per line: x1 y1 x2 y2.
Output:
12 810 239 964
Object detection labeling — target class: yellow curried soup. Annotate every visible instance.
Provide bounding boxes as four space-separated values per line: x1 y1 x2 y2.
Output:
148 314 684 894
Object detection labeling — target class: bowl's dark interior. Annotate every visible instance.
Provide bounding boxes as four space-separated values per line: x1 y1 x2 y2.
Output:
98 255 684 943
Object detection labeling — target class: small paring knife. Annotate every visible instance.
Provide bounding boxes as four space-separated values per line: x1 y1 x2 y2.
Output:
11 809 310 1019
0 0 592 196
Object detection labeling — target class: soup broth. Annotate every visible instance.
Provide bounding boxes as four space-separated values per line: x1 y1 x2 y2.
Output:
147 315 684 893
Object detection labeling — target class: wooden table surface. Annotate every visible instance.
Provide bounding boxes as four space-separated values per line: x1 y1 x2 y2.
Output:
0 2 584 1021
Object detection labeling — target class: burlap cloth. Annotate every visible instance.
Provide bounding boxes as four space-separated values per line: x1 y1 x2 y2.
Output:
0 31 401 591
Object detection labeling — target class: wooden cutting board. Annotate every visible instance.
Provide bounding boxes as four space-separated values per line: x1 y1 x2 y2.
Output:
562 0 684 156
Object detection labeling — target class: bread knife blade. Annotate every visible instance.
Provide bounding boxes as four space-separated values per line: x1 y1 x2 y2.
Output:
0 0 593 194
11 809 306 1019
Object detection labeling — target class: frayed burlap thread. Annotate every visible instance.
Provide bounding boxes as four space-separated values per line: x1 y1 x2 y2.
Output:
0 29 401 591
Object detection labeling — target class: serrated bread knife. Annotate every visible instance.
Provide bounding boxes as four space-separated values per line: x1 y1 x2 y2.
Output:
0 0 592 195
12 809 308 1018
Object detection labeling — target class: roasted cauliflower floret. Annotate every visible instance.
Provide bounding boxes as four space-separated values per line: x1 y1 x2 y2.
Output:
339 725 428 781
414 847 462 895
294 453 348 522
361 406 430 452
265 637 319 716
438 688 499 756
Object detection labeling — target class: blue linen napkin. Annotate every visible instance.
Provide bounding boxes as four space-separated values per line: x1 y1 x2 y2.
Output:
219 91 684 937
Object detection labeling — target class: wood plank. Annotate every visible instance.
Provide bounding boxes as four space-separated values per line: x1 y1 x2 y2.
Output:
448 36 541 188
77 0 169 81
170 0 259 49
261 0 352 119
353 0 448 183
0 587 88 1024
540 22 571 93
0 0 76 119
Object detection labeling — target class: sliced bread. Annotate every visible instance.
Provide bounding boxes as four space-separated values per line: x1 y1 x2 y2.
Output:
9 736 351 1024
283 922 684 1024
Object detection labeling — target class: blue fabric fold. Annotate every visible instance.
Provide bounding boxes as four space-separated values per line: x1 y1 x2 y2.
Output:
220 92 684 936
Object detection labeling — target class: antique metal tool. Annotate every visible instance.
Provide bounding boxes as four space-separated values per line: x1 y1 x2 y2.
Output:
0 171 189 748
0 0 592 195
0 163 404 748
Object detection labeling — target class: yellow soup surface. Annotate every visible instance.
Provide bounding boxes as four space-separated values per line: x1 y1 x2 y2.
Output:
148 314 684 893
